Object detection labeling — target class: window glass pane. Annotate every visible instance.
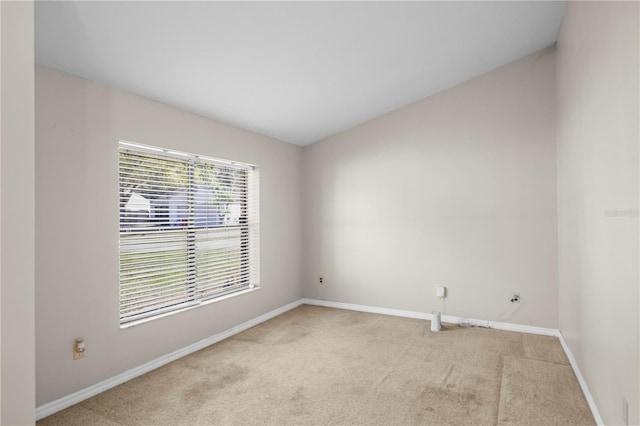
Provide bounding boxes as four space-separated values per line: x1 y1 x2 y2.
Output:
119 150 189 229
195 227 246 300
119 230 192 321
193 163 247 227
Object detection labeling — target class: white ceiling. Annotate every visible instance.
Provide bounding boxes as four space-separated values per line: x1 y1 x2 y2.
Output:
35 1 566 146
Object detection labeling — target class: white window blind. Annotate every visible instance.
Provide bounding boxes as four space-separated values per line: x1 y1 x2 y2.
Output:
119 142 260 324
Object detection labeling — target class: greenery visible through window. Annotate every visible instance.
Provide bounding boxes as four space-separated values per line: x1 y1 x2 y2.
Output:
118 142 259 324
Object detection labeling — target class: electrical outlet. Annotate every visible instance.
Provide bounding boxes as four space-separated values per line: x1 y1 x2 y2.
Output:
318 276 324 285
73 338 85 360
510 293 520 303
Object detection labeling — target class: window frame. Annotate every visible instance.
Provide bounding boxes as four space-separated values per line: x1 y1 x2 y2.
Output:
118 141 260 325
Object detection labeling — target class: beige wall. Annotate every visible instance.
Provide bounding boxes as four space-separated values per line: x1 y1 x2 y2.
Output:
556 2 639 424
35 65 303 406
1 1 36 424
302 49 558 328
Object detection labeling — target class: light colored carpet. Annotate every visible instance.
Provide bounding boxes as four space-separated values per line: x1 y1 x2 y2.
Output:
38 305 594 425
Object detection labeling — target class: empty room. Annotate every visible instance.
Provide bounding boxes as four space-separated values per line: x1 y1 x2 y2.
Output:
0 0 638 425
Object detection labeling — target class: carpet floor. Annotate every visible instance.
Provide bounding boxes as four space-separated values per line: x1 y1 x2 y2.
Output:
38 305 594 425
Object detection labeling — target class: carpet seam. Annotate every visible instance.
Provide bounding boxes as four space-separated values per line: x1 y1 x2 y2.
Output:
495 353 506 425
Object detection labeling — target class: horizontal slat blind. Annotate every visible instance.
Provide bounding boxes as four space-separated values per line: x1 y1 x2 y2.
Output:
119 142 259 324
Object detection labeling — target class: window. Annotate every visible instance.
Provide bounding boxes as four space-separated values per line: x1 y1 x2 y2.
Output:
118 141 259 324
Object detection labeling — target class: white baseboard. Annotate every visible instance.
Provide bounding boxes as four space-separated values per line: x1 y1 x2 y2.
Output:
35 299 304 421
557 331 604 425
37 297 603 426
301 298 431 321
302 298 558 336
440 313 559 337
